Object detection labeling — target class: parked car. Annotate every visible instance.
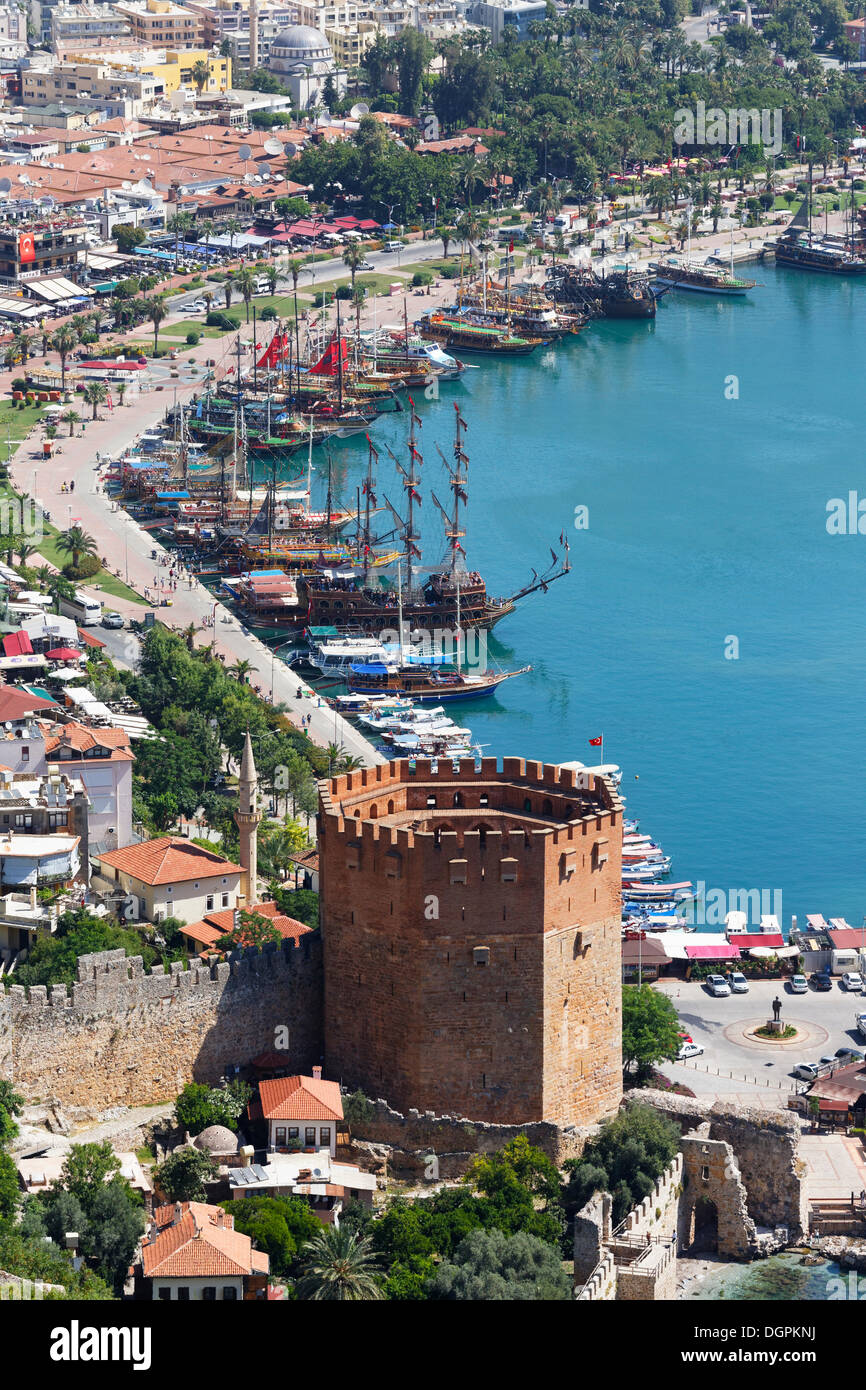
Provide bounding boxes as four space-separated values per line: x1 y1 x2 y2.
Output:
191 300 207 312
728 971 749 994
789 974 808 993
793 1063 820 1081
677 1042 704 1060
359 260 374 270
842 972 864 992
101 611 124 629
811 972 833 991
677 1029 693 1045
835 1047 864 1064
706 974 731 997
819 1055 837 1069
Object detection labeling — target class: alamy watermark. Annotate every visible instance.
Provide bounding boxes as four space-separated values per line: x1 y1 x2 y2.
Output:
0 495 44 542
674 101 782 157
679 883 783 927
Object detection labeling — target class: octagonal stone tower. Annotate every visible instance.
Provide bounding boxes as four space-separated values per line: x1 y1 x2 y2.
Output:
319 757 624 1127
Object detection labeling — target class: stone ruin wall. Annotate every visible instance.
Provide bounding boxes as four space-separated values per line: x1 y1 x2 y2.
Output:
0 941 324 1113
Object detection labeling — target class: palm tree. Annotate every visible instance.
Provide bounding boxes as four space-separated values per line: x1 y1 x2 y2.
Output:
438 226 453 258
147 297 167 354
82 381 108 421
228 657 257 683
199 217 215 268
225 217 242 257
167 211 193 271
203 290 215 316
15 540 38 565
116 382 127 408
234 267 256 322
286 258 303 293
56 525 98 571
191 58 210 95
12 331 32 364
51 326 77 391
223 277 234 311
342 241 364 291
710 198 723 233
180 622 201 652
62 409 80 437
263 264 280 297
295 1229 383 1301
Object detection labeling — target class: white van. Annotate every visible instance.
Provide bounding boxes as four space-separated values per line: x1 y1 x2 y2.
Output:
383 240 403 252
59 590 102 626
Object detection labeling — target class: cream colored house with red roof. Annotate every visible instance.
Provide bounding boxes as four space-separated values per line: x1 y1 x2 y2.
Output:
140 1201 268 1301
180 898 312 954
259 1069 342 1157
93 836 242 925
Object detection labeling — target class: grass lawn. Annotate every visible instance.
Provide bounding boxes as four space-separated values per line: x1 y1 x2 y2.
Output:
0 478 146 605
0 400 48 450
163 319 243 338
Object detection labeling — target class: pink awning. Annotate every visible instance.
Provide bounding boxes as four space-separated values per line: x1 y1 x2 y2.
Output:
685 943 741 960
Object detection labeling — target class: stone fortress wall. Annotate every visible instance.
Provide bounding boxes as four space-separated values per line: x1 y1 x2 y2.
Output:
0 940 323 1112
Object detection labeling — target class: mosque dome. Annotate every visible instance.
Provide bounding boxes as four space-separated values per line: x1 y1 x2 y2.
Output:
269 24 334 65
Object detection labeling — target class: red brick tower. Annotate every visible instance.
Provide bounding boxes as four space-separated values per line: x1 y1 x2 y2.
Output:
319 757 623 1126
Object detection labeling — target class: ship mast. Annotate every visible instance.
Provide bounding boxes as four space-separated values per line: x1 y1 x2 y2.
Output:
399 396 423 597
431 401 469 583
361 432 378 585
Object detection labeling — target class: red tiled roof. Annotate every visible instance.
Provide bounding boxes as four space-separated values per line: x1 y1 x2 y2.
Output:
731 933 785 950
97 836 241 885
180 899 311 949
141 1203 266 1279
258 1074 343 1123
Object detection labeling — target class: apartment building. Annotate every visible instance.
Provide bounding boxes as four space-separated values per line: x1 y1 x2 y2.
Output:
112 0 205 48
51 3 133 46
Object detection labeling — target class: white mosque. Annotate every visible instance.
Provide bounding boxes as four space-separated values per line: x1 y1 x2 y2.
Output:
267 23 347 109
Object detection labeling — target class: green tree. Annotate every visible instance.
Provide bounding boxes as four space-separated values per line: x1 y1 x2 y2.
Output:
82 1183 145 1286
51 326 78 390
55 525 98 571
146 297 167 354
342 240 365 290
113 223 146 254
562 1103 681 1226
56 1143 121 1211
191 58 211 94
295 1228 384 1300
0 1079 24 1146
82 381 108 421
233 266 257 322
153 1148 217 1203
215 909 282 951
0 1150 19 1219
224 1194 322 1278
427 1227 571 1300
621 983 681 1079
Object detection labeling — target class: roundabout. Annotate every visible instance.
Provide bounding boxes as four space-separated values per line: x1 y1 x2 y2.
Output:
723 1017 830 1053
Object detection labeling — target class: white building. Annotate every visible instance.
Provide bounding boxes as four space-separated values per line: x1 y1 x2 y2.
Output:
93 835 242 923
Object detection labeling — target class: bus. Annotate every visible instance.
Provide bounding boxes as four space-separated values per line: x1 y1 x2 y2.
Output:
59 591 102 626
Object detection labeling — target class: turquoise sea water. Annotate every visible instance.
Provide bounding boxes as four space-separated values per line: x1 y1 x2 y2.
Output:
685 1252 839 1300
298 267 866 928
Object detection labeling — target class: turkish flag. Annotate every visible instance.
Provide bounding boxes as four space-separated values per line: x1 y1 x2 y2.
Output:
18 233 35 264
588 736 603 746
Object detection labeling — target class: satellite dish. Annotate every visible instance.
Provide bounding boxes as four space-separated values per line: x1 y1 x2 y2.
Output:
258 162 271 178
139 178 152 192
39 194 55 208
0 178 11 197
263 137 283 157
238 143 252 161
282 142 298 159
350 102 369 119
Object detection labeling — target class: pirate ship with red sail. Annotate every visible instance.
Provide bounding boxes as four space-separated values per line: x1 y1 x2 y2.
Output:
298 400 571 637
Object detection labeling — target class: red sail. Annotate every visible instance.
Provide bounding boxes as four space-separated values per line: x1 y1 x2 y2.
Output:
257 332 288 369
310 336 348 376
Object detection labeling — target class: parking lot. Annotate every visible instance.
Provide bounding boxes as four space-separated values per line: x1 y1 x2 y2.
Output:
653 977 866 1094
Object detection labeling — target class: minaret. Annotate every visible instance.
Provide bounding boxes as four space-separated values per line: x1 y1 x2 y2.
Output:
235 729 262 906
249 0 259 73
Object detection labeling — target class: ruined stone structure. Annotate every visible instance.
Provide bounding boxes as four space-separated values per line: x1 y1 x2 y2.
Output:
319 757 624 1126
0 941 323 1112
574 1091 807 1300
